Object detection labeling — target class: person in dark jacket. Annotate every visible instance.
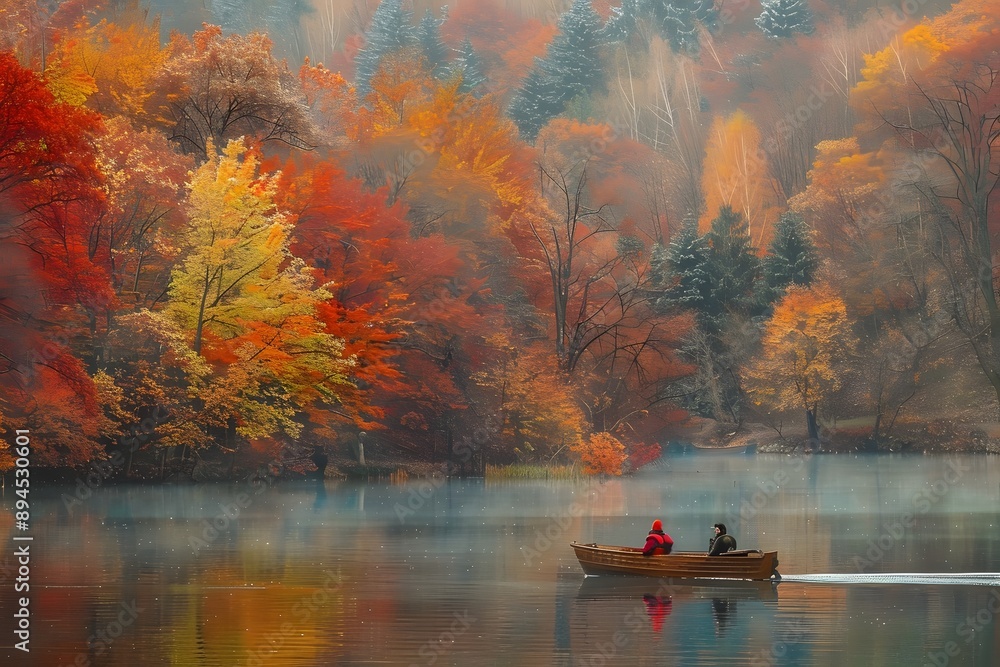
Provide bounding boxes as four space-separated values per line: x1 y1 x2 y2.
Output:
708 523 737 555
643 519 674 556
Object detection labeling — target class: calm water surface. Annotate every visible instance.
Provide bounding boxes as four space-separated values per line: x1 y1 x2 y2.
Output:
2 453 1000 666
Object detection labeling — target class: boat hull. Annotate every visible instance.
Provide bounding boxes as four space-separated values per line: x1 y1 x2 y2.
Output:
571 542 779 581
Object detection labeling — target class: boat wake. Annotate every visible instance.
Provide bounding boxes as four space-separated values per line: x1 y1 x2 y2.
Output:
778 573 1000 586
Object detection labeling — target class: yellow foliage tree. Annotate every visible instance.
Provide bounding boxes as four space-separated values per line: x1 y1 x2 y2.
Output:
570 431 627 476
852 0 993 108
744 284 856 444
700 110 782 249
43 34 98 106
166 138 353 442
43 14 166 117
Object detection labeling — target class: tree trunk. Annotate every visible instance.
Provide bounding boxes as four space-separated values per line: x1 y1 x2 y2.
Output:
805 408 820 449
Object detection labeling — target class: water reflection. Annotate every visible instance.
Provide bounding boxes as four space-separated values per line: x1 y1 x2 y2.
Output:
1 454 999 665
310 478 328 512
642 594 672 632
571 577 784 664
571 575 780 662
711 596 734 637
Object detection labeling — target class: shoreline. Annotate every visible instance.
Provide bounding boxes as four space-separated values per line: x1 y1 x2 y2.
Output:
677 416 1000 456
7 417 1000 487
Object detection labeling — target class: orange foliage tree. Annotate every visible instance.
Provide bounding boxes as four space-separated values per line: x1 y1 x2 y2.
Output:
570 431 627 476
43 10 167 120
744 284 856 442
472 334 586 462
700 110 783 249
299 58 358 142
786 138 905 316
92 116 191 300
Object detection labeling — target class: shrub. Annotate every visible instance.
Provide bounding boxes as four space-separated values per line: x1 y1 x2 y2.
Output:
570 432 627 476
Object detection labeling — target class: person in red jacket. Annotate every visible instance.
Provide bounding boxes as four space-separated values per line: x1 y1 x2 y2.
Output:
642 519 674 556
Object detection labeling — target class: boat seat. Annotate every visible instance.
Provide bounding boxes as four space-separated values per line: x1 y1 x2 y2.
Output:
717 549 764 557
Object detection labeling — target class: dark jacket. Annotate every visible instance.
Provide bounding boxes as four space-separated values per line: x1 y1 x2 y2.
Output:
643 530 674 556
708 533 737 556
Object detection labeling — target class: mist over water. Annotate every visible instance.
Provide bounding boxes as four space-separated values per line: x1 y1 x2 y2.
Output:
2 453 999 665
4 0 1000 664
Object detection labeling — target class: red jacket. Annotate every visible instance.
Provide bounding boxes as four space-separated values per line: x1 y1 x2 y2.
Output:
642 530 674 556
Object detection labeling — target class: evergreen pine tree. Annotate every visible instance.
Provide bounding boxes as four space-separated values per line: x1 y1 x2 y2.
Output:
354 0 415 96
760 211 818 304
755 0 814 39
416 9 449 76
704 205 760 325
508 65 564 141
649 0 718 54
654 216 713 313
509 0 605 141
602 0 640 42
449 38 487 95
547 0 605 100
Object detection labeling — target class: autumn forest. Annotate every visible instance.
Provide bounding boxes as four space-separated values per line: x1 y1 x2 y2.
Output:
1 0 999 478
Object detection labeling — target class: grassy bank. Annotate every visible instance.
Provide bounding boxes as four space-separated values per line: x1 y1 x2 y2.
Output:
484 463 580 480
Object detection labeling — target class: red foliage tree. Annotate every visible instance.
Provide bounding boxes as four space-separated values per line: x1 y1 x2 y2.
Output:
0 52 111 463
277 156 484 449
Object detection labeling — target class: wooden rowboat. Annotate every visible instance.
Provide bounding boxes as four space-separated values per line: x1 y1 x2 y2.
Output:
571 542 780 581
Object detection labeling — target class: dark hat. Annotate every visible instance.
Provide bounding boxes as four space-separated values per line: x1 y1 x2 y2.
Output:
713 523 727 534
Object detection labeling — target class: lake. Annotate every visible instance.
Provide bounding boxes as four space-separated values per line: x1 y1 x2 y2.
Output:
2 452 999 666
